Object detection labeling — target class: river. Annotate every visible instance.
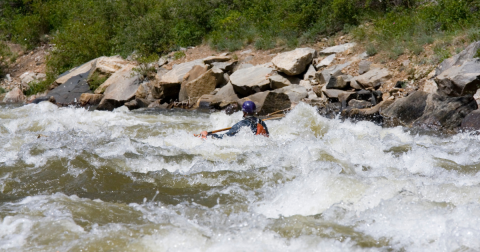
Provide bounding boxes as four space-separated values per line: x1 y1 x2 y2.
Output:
1 102 480 251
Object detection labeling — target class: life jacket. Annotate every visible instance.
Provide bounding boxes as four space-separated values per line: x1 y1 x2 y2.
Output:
254 118 269 137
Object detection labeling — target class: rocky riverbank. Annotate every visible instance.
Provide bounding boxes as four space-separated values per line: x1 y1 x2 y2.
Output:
2 41 480 133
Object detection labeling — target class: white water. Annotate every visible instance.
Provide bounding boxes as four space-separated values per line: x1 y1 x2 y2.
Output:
1 102 480 251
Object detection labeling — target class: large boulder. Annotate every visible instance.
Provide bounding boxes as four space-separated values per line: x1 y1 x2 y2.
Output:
319 43 356 55
124 98 150 110
238 91 291 115
94 64 137 94
2 87 25 103
53 59 95 89
87 56 130 87
210 61 237 74
230 66 274 97
269 73 301 89
355 68 392 90
159 59 205 83
179 65 210 101
435 59 480 97
97 66 142 111
381 91 429 126
48 69 92 105
195 83 240 109
461 110 480 131
413 93 477 131
316 54 336 68
435 41 480 76
79 93 103 106
203 55 231 64
316 62 351 85
272 48 316 76
182 67 225 105
273 85 308 103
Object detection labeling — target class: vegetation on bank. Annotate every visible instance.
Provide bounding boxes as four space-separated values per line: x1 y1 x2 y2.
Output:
0 0 479 94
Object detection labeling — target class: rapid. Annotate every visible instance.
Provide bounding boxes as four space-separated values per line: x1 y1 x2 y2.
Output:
1 101 480 251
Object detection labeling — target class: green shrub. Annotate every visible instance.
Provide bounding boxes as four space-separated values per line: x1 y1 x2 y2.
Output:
0 87 5 94
87 71 109 92
475 49 480 59
366 44 377 56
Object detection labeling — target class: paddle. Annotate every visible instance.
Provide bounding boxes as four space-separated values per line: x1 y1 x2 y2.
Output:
194 114 285 137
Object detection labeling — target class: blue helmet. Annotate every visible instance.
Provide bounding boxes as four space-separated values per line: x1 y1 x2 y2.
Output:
242 101 256 114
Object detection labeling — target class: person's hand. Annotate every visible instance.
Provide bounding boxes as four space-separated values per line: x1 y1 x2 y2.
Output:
200 131 208 139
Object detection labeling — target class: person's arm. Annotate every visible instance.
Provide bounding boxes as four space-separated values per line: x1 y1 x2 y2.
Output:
210 120 248 139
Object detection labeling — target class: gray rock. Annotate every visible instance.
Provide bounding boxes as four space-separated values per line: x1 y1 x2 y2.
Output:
158 57 168 67
97 69 141 111
54 59 96 88
240 49 252 55
234 63 254 72
269 74 291 89
381 91 430 126
125 98 150 110
148 100 169 109
5 74 11 82
94 64 137 94
435 59 480 97
348 99 372 109
179 65 210 101
355 68 392 90
316 54 336 68
461 109 480 131
211 61 238 74
414 93 477 131
304 65 316 80
326 75 354 90
159 59 205 83
3 87 25 103
316 62 351 85
203 55 231 64
358 60 371 75
272 48 316 76
230 66 274 97
436 41 480 76
48 69 92 105
421 79 438 94
273 85 308 103
319 43 356 55
238 91 291 115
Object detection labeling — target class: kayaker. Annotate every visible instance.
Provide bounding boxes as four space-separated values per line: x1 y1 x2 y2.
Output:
200 101 269 139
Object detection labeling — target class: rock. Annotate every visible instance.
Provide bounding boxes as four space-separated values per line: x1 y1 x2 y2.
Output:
240 49 252 55
151 81 181 102
413 93 477 131
421 79 438 94
342 100 394 124
316 62 351 85
230 66 274 97
269 74 301 89
299 80 313 90
355 68 392 90
179 65 210 101
435 59 480 97
148 100 169 109
215 83 240 108
124 98 150 110
158 57 168 67
358 60 371 75
203 55 231 64
97 67 142 111
316 54 336 68
5 74 11 82
211 61 237 74
436 41 480 76
317 102 342 119
234 63 254 71
475 89 480 107
79 93 104 106
159 59 205 83
135 82 153 100
48 69 92 105
88 56 129 79
183 67 225 105
54 59 95 88
303 65 316 80
461 110 480 131
239 91 291 115
94 64 137 94
272 48 316 76
3 87 25 103
322 85 354 100
20 72 36 84
273 85 308 103
348 99 372 109
196 94 218 109
326 75 355 90
381 91 429 126
319 43 356 55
